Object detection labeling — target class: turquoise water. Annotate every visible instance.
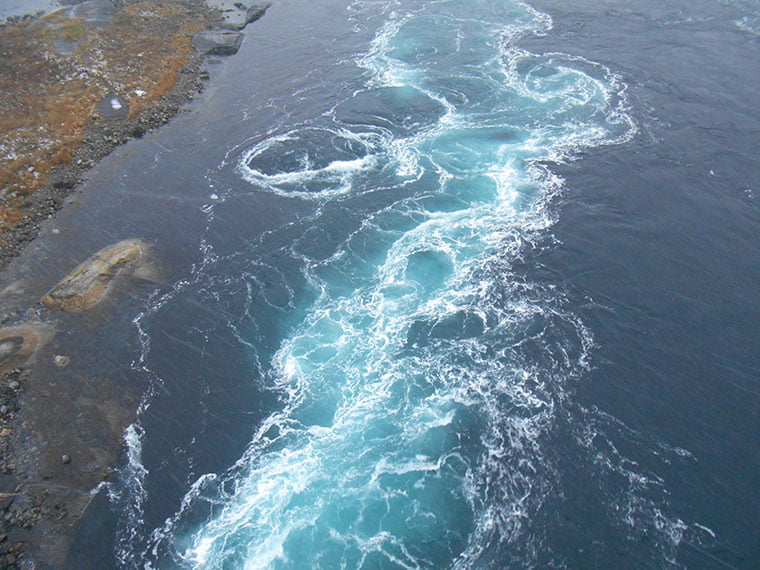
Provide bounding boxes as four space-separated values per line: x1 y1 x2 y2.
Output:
122 1 642 566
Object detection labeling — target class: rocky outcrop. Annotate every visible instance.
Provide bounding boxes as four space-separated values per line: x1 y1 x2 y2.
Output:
194 1 272 55
192 29 244 56
218 1 272 30
41 238 155 312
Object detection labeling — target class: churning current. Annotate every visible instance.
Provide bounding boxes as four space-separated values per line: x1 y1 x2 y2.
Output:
103 0 721 567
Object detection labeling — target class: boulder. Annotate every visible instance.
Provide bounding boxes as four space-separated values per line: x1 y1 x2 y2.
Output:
41 239 154 312
192 30 244 56
219 2 271 30
244 2 271 25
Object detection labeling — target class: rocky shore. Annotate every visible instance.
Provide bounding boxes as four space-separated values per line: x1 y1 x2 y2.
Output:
0 0 271 566
0 0 270 271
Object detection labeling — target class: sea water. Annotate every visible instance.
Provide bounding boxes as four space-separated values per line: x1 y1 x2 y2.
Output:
62 0 760 567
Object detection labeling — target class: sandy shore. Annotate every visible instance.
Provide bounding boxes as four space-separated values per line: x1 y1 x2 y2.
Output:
0 0 270 566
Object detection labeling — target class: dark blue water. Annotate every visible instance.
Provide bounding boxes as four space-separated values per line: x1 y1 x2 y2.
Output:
47 0 760 567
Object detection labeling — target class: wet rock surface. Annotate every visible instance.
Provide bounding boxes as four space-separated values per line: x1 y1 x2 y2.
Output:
41 239 155 312
215 0 271 30
0 364 119 568
192 28 244 55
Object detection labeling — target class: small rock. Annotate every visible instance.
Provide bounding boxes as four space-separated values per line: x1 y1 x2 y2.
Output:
61 454 71 465
53 355 70 368
8 381 19 391
0 428 11 437
0 406 7 414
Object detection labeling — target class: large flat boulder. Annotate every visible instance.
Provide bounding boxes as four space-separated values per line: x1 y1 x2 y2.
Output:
41 238 154 312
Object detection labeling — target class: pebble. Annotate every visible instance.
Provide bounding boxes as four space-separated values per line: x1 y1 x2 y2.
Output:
0 406 7 414
8 381 19 391
53 355 70 368
61 454 71 465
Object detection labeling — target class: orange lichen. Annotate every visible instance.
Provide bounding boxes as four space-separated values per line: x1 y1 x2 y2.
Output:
0 202 23 227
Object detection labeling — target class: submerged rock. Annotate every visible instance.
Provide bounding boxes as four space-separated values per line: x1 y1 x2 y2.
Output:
192 30 244 56
41 238 155 312
0 324 54 375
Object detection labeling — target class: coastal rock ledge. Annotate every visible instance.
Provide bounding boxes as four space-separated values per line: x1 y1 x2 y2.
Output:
41 238 156 312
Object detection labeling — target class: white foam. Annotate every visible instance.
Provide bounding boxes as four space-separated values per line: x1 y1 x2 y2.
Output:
239 128 382 200
113 422 150 567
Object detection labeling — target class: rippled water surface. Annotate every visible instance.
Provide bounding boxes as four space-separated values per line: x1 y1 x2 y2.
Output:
53 0 760 567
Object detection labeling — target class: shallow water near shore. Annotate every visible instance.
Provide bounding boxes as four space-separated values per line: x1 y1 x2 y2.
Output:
4 0 758 567
0 1 59 22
